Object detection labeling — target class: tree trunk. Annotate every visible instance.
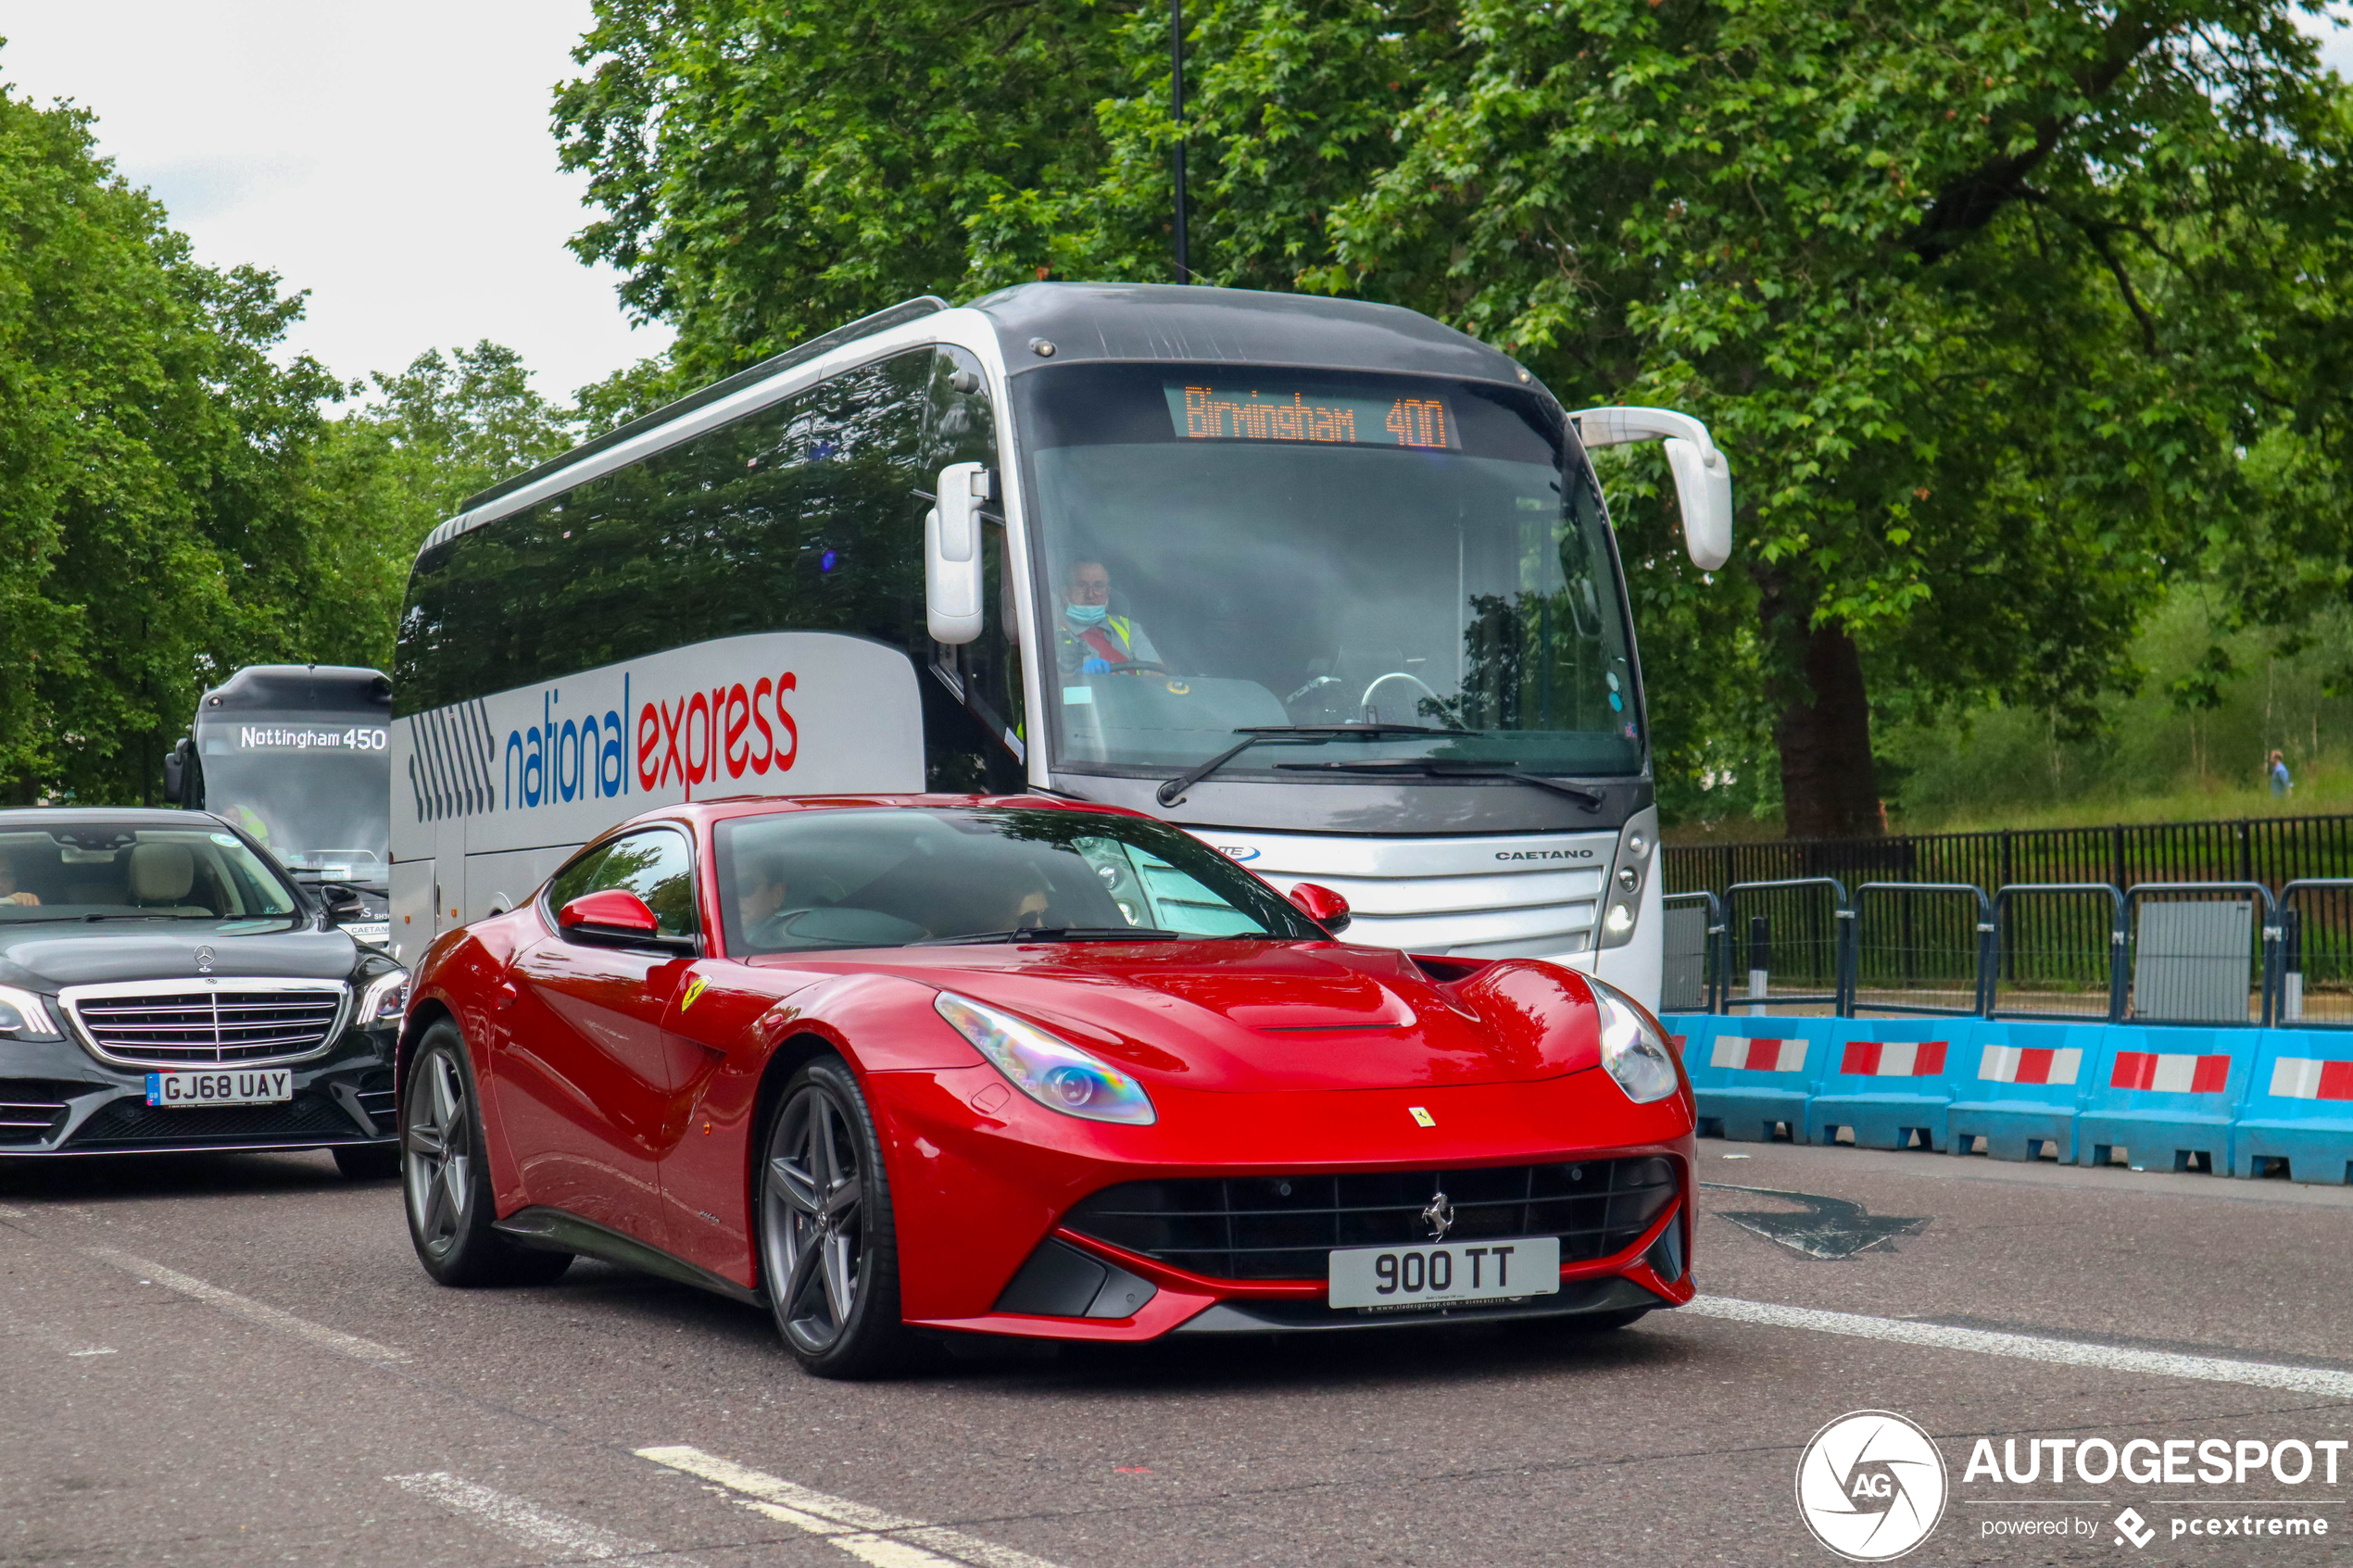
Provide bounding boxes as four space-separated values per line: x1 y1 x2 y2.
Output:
1757 571 1883 839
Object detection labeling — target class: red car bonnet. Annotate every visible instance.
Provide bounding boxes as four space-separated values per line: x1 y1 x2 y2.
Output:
768 941 1606 1093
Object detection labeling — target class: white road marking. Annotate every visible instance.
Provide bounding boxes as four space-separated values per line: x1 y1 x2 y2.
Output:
68 1347 116 1357
84 1247 408 1364
394 1472 699 1562
638 1446 1068 1568
1689 1295 2353 1402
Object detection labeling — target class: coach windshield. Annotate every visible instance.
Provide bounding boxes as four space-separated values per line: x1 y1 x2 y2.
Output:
1013 364 1642 786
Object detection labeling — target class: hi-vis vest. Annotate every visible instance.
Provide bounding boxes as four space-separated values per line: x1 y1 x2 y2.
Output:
1063 615 1141 663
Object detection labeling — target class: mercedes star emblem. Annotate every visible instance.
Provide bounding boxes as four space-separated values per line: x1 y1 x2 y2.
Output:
193 946 215 973
1421 1190 1455 1242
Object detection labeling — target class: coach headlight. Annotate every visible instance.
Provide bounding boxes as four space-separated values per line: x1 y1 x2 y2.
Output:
0 985 61 1041
934 991 1157 1125
1584 974 1680 1105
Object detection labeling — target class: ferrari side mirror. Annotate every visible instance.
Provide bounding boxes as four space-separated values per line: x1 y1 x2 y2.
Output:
557 889 692 953
1287 883 1352 935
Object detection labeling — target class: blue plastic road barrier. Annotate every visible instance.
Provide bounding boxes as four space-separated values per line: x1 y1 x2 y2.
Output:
2232 1030 2353 1185
2073 1025 2254 1173
1945 1020 2096 1162
1806 1018 1961 1150
1671 1014 1830 1143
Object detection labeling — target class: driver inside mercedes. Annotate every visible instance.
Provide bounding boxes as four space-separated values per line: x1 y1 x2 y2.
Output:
1055 558 1166 676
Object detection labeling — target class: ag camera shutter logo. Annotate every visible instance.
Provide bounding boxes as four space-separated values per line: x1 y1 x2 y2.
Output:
1796 1411 1948 1562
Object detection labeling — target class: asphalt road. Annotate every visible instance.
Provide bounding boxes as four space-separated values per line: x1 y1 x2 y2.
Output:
6 1139 2353 1568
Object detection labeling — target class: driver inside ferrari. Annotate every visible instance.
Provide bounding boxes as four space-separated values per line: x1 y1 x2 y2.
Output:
1055 558 1166 676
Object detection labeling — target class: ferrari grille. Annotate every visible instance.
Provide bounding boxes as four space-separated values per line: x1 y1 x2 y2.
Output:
63 982 348 1067
1063 1155 1678 1282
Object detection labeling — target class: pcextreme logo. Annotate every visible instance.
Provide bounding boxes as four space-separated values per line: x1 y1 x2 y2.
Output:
1796 1411 1949 1562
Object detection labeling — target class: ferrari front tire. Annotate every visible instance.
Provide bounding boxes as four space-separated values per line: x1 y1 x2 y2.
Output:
402 1021 572 1287
758 1055 915 1378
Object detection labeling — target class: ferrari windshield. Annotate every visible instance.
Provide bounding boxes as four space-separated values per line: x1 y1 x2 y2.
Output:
195 716 391 882
0 824 301 922
714 808 1320 955
1014 364 1642 781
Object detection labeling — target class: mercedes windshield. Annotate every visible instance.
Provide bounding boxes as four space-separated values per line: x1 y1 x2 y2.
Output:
1014 364 1642 791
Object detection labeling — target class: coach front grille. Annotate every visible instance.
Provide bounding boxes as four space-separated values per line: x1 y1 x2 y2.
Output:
62 981 348 1068
1063 1156 1679 1283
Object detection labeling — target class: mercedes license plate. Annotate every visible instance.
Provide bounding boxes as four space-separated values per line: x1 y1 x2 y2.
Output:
145 1070 293 1108
1327 1235 1561 1311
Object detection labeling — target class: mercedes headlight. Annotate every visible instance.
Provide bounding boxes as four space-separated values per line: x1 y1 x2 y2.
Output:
359 969 410 1026
0 984 60 1041
1584 973 1680 1105
934 991 1157 1125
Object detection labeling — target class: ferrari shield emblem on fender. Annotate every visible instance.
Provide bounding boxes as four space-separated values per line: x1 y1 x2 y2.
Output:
680 974 709 1011
1421 1191 1454 1241
1408 1105 1435 1128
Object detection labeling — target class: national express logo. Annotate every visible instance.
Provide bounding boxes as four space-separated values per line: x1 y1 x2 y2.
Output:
1796 1411 1950 1562
407 670 806 824
503 673 801 810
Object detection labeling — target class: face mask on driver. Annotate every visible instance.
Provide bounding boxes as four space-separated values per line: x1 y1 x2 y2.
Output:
1064 602 1110 626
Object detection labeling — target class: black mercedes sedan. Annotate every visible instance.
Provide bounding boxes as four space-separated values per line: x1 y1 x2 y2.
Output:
0 809 405 1172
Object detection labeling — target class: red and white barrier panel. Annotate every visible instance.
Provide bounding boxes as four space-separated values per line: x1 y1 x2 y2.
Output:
2268 1058 2353 1101
1838 1040 1948 1077
1709 1035 1807 1073
2110 1050 2229 1094
1978 1045 2082 1085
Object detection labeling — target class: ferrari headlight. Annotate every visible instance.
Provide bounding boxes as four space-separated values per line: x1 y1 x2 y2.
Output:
934 991 1157 1126
0 984 60 1040
1584 974 1679 1105
359 969 410 1026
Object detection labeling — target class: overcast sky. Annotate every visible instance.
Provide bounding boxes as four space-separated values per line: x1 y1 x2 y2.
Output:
0 2 672 406
0 6 2347 413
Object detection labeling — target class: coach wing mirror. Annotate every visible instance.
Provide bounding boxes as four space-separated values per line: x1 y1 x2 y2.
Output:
557 889 694 953
1287 883 1352 935
1570 407 1733 571
926 460 988 645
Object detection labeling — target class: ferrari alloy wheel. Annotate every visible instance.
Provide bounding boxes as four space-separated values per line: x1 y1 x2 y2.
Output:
759 1056 912 1377
402 1021 571 1287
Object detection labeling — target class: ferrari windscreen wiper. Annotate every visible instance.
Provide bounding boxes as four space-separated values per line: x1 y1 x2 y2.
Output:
1274 759 1605 811
913 927 1180 946
1156 723 1472 807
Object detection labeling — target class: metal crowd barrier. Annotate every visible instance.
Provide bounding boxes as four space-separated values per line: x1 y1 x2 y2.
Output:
1665 876 2342 1029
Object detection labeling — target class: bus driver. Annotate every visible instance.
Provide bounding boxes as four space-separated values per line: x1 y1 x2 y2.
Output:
1055 558 1166 676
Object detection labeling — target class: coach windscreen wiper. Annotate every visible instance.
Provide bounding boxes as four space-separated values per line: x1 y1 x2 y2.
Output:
1156 723 1470 807
913 927 1180 946
1273 759 1604 811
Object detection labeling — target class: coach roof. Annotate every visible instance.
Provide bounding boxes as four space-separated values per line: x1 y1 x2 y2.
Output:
423 284 1542 560
966 282 1536 387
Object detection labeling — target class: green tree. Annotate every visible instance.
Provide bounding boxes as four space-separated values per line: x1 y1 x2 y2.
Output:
553 0 1125 382
0 77 354 805
308 341 579 672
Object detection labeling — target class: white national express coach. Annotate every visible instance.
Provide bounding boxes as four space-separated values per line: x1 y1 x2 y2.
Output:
387 283 1732 1010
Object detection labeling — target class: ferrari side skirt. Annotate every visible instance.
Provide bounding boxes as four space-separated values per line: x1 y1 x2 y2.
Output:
493 1205 764 1308
1175 1274 1669 1333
